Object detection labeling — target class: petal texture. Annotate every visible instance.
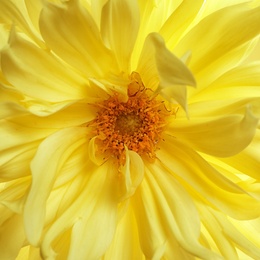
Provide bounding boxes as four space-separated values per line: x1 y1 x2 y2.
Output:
101 0 140 72
167 106 259 157
24 127 88 245
157 135 260 219
39 0 115 77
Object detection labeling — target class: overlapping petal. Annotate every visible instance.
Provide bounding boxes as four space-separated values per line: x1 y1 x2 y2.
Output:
157 135 260 219
104 205 144 259
101 0 140 72
137 33 195 112
0 0 43 46
1 29 87 104
39 0 115 77
117 148 144 201
41 160 119 260
24 127 89 245
174 4 260 74
160 0 205 50
133 162 221 259
167 106 258 157
0 211 26 260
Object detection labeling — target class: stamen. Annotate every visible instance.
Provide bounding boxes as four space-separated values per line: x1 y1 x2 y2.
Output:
89 72 176 164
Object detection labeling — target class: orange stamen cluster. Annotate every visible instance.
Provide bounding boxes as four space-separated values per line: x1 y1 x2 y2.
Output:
90 72 172 164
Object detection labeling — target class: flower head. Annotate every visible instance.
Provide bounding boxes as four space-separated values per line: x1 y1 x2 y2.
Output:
1 0 260 259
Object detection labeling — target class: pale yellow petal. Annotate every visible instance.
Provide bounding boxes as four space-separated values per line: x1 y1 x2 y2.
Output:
117 148 144 201
133 163 220 259
40 160 118 259
157 135 260 219
1 29 87 103
101 0 140 72
167 106 259 157
190 62 260 103
137 33 195 112
0 141 36 181
24 127 88 245
174 4 260 74
198 204 239 260
0 0 43 47
219 128 260 180
160 0 205 50
103 205 144 260
132 0 182 68
39 0 115 77
0 119 55 151
212 210 260 259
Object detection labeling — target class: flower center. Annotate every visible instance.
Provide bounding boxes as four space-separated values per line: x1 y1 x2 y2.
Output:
90 72 174 164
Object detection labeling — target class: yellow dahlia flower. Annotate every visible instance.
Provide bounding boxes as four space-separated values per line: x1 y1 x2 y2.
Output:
1 0 260 259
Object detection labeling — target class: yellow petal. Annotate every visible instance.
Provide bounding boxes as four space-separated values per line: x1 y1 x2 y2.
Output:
1 29 87 103
23 127 88 245
168 106 259 157
0 213 26 260
198 204 239 260
101 0 140 72
137 33 195 112
160 0 205 50
104 205 144 260
0 141 36 181
0 101 27 120
157 136 260 219
132 0 181 67
212 209 260 259
0 119 55 151
219 129 260 180
68 206 116 259
174 4 260 74
65 161 118 260
134 163 220 259
39 0 115 77
24 0 42 32
0 0 43 47
190 62 260 103
117 148 144 201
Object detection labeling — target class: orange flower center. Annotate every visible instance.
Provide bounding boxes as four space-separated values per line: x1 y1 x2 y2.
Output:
90 72 174 164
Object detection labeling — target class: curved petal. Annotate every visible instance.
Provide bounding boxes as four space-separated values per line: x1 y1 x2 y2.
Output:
68 178 117 260
174 4 260 74
117 148 144 201
137 33 196 112
1 29 87 103
40 160 119 260
167 106 259 157
0 213 26 260
132 0 181 67
198 204 239 260
101 0 140 72
157 135 260 219
133 163 220 259
39 0 115 77
23 127 88 245
0 141 37 181
103 205 144 260
209 209 260 259
190 61 260 102
160 0 205 50
0 119 55 151
0 0 43 47
24 0 42 32
219 128 260 180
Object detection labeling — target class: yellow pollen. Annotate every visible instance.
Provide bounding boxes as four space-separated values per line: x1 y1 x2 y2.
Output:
89 72 173 164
